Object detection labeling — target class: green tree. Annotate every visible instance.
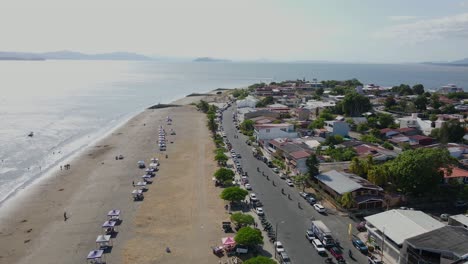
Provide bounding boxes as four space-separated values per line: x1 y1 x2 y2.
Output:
414 95 428 111
382 141 394 150
308 118 325 129
430 94 443 109
367 164 389 186
230 213 255 229
349 157 365 177
240 119 255 136
384 96 397 109
214 152 228 165
378 113 395 128
386 148 457 196
316 87 324 96
214 168 235 185
256 96 274 107
356 122 369 132
220 187 249 203
234 227 263 247
324 135 344 146
294 174 309 191
431 120 465 144
306 154 320 178
340 192 355 209
319 109 335 121
341 92 372 116
244 256 277 264
412 84 425 95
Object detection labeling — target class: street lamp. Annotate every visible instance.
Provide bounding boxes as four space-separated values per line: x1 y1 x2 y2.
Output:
274 220 285 259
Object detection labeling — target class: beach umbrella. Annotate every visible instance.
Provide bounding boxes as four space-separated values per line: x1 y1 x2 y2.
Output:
221 237 236 246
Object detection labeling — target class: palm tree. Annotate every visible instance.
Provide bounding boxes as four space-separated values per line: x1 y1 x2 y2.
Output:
340 192 355 209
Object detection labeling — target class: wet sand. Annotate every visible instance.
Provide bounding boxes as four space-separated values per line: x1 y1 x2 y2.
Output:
0 95 229 264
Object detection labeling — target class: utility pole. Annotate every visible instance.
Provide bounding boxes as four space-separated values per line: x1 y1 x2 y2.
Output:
381 227 385 262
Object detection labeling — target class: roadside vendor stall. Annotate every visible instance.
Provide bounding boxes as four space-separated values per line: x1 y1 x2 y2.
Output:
96 235 112 250
102 221 116 235
107 209 120 222
87 250 105 264
132 189 143 201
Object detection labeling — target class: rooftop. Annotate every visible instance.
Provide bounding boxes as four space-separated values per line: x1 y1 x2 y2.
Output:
315 170 382 195
443 167 468 179
289 150 311 160
364 209 445 245
254 123 292 129
406 226 468 258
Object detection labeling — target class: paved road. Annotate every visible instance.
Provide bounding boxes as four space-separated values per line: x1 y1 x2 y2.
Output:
222 106 368 264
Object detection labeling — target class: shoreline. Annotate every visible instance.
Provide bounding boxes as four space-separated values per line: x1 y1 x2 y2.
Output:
0 92 230 264
0 88 230 207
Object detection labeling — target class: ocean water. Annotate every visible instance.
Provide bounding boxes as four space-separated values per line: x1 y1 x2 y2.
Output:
0 60 468 203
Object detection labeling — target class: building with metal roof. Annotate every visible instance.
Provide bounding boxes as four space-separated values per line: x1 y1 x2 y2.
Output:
364 209 445 264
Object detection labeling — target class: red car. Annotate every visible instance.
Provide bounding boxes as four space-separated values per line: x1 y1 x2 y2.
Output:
329 246 344 260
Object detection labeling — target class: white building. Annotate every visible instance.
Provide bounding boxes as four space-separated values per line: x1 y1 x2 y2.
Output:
254 123 298 141
236 96 258 108
398 113 444 135
365 209 445 264
437 84 464 94
324 120 350 137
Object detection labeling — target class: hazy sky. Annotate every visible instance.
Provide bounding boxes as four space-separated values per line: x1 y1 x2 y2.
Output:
2 0 468 62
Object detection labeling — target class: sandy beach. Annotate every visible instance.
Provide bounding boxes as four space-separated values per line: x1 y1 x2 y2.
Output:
0 95 229 264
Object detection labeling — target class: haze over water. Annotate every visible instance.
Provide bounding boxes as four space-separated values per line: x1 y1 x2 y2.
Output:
0 60 468 203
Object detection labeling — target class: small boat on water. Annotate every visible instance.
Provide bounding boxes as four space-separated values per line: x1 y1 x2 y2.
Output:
28 132 34 137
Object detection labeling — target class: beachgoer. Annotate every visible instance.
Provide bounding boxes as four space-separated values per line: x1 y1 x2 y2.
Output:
60 165 62 170
64 212 67 221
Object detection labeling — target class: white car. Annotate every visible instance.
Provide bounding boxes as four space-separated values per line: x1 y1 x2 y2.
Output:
312 239 327 255
255 207 264 215
313 203 326 213
286 179 294 187
249 193 258 201
272 168 279 173
274 241 285 253
245 184 252 190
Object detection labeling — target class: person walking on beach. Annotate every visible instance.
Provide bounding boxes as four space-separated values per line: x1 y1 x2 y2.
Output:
132 181 135 187
63 212 68 221
60 165 62 170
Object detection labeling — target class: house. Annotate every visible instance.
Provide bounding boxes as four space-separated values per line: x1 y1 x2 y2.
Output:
402 226 468 264
364 209 445 264
407 135 434 146
244 110 280 120
324 120 350 137
381 128 400 138
254 123 298 141
285 150 312 175
301 100 336 117
397 127 419 136
443 166 468 184
448 214 468 228
447 143 468 158
437 84 464 94
314 170 384 209
354 144 398 161
398 113 437 135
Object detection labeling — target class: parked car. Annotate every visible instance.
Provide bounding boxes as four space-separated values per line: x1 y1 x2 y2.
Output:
306 196 317 204
440 214 450 221
352 236 368 254
237 153 242 158
249 193 258 201
279 173 286 179
274 241 285 253
286 179 294 187
299 192 310 199
314 204 326 213
312 239 327 255
329 246 344 260
279 252 291 264
272 168 279 173
305 229 315 242
245 184 252 190
255 207 264 215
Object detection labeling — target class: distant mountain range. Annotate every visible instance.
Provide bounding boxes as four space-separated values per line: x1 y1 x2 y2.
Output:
423 58 468 66
0 51 152 61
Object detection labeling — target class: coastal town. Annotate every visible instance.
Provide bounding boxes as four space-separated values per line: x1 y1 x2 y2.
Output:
198 79 468 264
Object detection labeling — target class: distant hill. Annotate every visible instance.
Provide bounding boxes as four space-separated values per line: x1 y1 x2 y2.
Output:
193 57 231 62
0 51 152 61
451 58 468 64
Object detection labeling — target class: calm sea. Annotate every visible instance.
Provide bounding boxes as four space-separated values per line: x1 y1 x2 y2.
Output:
0 60 468 203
